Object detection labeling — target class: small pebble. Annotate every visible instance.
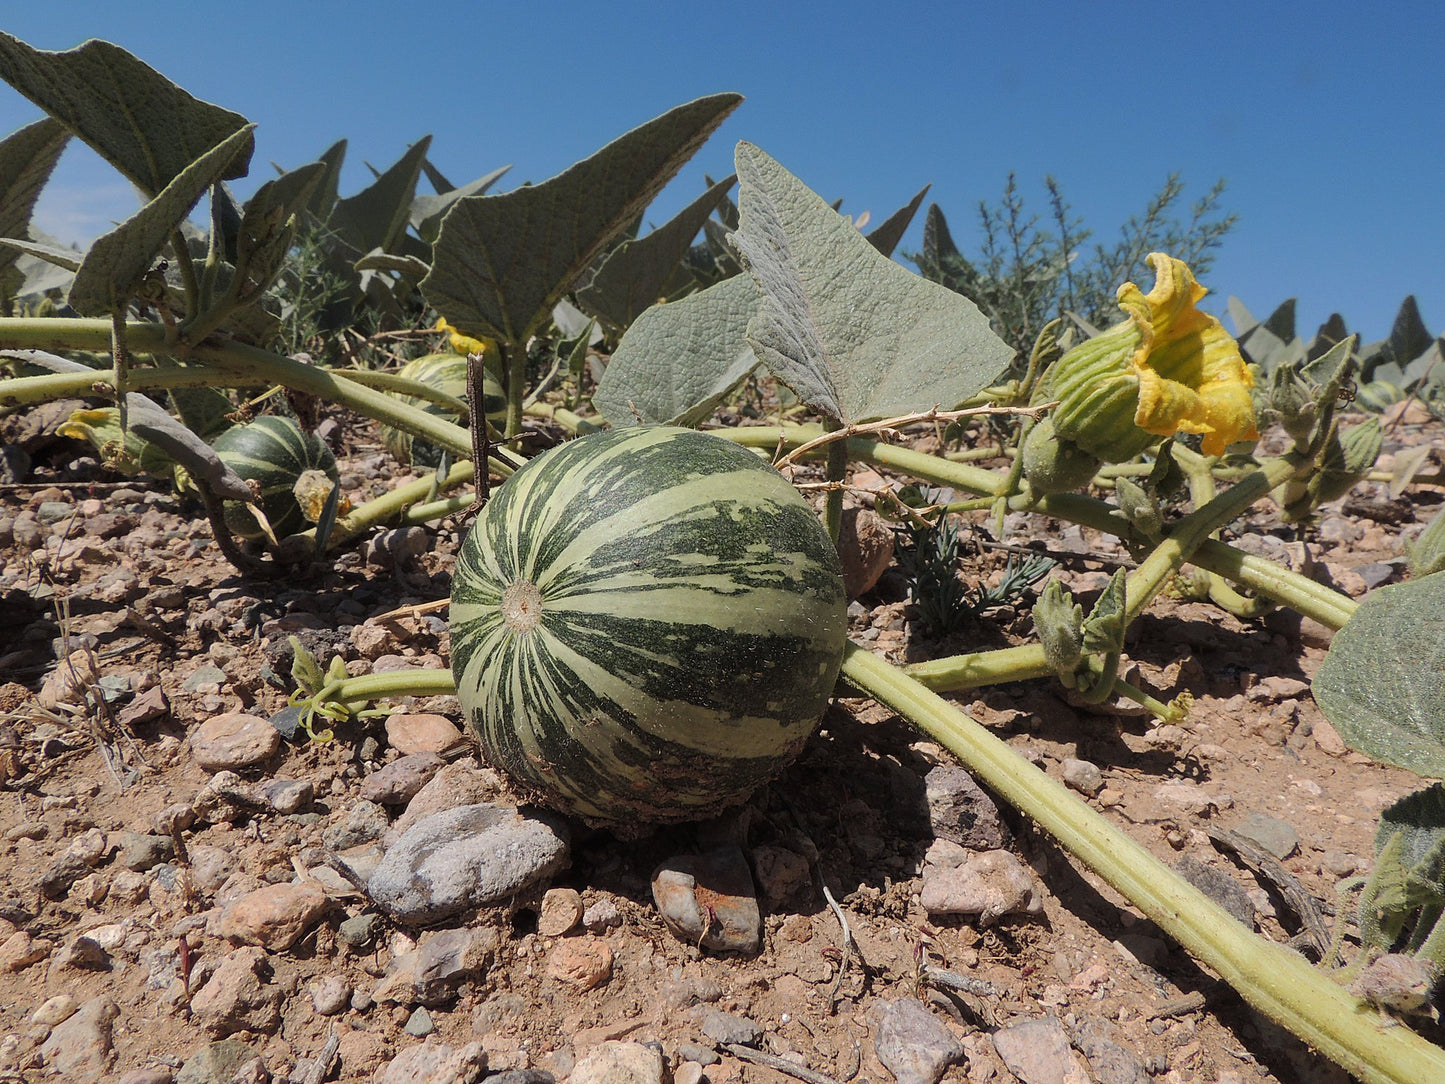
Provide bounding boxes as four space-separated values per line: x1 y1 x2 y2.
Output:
537 887 584 936
1061 758 1104 797
405 1006 435 1036
1232 811 1299 860
214 882 330 952
189 713 281 771
338 913 384 950
310 974 352 1016
374 1041 487 1084
570 1042 663 1084
991 1015 1090 1084
545 937 613 990
698 1007 762 1046
30 993 78 1026
385 713 467 756
360 753 447 806
117 831 175 872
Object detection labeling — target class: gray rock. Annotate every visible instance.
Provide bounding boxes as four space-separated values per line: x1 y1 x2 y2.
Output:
181 665 229 693
1174 856 1254 928
919 850 1044 923
117 831 175 872
361 753 448 806
869 998 964 1084
38 994 118 1081
375 1040 487 1084
324 799 392 850
54 934 111 971
1060 758 1103 797
413 927 498 1005
338 912 384 949
261 778 314 814
309 974 351 1016
176 1039 261 1084
382 762 508 849
406 1006 435 1036
1070 1018 1149 1084
925 765 1008 849
673 1042 719 1066
36 500 76 525
991 1016 1090 1084
1233 811 1299 860
698 1007 762 1046
570 1042 664 1084
367 803 570 924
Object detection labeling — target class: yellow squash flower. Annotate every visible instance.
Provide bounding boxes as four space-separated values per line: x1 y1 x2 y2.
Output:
1047 253 1258 460
435 316 496 360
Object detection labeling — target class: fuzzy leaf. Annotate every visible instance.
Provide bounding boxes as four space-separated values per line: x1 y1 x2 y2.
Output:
0 117 69 279
330 138 431 257
1315 572 1445 778
234 161 327 298
0 235 83 272
594 273 758 427
1377 785 1445 884
577 174 735 329
69 125 256 315
303 139 347 221
410 163 512 244
422 93 742 344
0 33 252 198
865 184 929 259
731 143 1010 424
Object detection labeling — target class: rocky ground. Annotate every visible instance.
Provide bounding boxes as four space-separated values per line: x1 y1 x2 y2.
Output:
0 400 1442 1084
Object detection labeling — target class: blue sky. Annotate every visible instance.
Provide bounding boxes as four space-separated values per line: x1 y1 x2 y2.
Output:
2 3 1440 345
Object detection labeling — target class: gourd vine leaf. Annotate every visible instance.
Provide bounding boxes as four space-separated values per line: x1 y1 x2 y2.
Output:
864 184 930 259
329 138 431 259
302 139 348 222
69 125 257 316
730 142 1012 425
0 235 82 274
410 164 512 245
1314 572 1445 779
235 163 327 295
593 273 758 428
421 92 743 345
1377 785 1445 898
0 117 69 280
0 33 253 199
577 174 736 331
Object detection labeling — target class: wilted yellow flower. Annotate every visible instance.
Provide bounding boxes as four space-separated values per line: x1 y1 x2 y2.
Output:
435 317 495 360
1047 253 1258 460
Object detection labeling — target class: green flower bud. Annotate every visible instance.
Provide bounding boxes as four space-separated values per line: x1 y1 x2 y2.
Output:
1032 579 1084 684
1021 418 1105 496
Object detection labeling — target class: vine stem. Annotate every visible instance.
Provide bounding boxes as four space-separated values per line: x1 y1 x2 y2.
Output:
839 642 1445 1084
721 426 1356 632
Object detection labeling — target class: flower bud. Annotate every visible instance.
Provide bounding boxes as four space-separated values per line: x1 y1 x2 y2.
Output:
1046 254 1259 461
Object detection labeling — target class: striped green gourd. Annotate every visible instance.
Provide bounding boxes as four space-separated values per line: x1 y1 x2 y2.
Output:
211 415 338 540
450 425 848 828
380 352 506 467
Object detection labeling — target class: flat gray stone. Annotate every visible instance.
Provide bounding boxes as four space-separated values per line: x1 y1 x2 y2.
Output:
919 850 1044 923
869 998 964 1084
38 994 118 1080
176 1039 262 1084
991 1016 1090 1084
698 1007 762 1046
367 803 570 924
925 764 1007 849
1070 1018 1149 1084
1174 856 1254 928
1233 811 1299 860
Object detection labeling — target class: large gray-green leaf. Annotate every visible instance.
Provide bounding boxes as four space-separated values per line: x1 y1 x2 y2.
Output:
594 273 759 427
0 117 69 278
421 93 742 344
235 161 327 299
577 174 735 330
411 164 512 244
0 34 252 198
1314 572 1445 778
0 235 83 273
730 143 1011 424
69 125 257 316
330 138 431 257
1377 785 1445 878
304 139 347 222
865 184 929 259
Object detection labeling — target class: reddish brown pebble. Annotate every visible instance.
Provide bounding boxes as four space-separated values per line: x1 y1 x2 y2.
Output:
385 713 467 756
190 713 281 771
546 937 613 990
